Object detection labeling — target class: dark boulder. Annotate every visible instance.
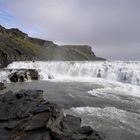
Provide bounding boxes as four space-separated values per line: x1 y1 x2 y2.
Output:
8 71 23 82
0 90 105 140
50 114 105 140
0 82 6 90
8 69 39 82
48 74 54 79
63 114 81 132
28 69 39 80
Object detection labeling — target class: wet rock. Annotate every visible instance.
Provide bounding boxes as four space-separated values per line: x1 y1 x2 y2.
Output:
48 74 54 79
63 114 81 132
28 69 39 80
0 90 105 140
16 131 52 140
8 69 39 82
8 71 24 82
0 82 6 90
20 112 51 131
97 69 101 78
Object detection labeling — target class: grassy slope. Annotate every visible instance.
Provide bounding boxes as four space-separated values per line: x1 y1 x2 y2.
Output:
12 37 49 58
0 26 105 67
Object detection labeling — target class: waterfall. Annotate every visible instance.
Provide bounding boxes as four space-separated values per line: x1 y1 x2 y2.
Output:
3 61 139 85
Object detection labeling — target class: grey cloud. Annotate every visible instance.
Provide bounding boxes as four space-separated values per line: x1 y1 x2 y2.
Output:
4 0 140 60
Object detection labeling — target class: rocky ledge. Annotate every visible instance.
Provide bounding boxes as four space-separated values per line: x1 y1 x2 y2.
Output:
8 69 39 82
0 90 104 140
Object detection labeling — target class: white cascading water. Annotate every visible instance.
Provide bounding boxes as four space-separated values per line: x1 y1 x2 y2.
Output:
4 61 140 86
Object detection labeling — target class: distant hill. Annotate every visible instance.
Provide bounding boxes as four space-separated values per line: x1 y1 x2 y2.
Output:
0 25 105 67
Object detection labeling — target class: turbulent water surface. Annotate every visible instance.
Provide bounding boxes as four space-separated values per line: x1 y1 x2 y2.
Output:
0 61 140 140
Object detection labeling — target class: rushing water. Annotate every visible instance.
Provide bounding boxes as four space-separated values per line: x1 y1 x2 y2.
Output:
0 61 140 140
5 61 140 85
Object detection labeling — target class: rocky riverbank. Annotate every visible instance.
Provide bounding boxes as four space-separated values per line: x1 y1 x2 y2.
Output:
0 89 105 140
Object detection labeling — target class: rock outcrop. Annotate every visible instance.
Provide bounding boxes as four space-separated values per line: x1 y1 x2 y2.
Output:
0 25 105 67
0 90 105 140
8 69 39 82
0 82 6 90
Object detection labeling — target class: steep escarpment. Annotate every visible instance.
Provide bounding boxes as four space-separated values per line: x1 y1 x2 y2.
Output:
0 25 57 67
0 25 105 67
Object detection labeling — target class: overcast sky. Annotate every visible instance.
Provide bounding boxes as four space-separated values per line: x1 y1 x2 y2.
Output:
0 0 140 60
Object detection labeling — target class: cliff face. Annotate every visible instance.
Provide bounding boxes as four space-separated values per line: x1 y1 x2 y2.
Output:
0 25 105 67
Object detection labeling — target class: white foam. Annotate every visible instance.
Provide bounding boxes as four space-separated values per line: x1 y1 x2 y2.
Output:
65 106 140 134
88 80 140 98
0 70 10 83
7 61 140 85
